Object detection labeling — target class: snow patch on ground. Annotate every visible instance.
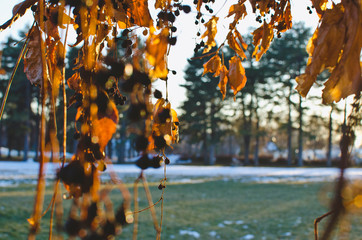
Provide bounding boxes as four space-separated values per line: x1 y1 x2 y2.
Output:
235 220 244 225
240 234 254 240
223 220 233 225
179 230 200 238
0 162 361 186
209 231 218 237
217 223 225 228
282 232 292 236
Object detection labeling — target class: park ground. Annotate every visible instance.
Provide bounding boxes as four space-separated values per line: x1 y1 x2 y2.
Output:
0 161 362 239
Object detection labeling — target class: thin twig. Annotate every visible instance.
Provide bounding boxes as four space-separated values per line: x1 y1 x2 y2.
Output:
141 173 161 235
157 162 167 240
28 0 49 238
190 50 219 60
0 21 34 121
314 210 334 240
133 197 163 214
48 180 60 240
133 176 140 240
62 4 71 168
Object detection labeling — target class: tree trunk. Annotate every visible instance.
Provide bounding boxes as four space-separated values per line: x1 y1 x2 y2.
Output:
23 81 31 161
117 118 126 163
287 85 293 166
327 105 333 167
244 135 251 165
34 89 41 161
253 118 260 166
297 95 303 166
209 144 216 165
107 140 113 161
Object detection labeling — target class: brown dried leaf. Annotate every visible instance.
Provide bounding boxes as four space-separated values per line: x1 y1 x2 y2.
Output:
226 0 247 20
67 72 81 91
92 117 117 151
296 2 361 103
146 27 169 79
24 27 43 86
227 31 247 60
228 56 247 96
218 65 228 100
155 0 171 9
129 0 153 27
197 0 203 12
201 16 219 53
202 54 221 76
252 22 274 61
92 102 119 150
311 0 329 16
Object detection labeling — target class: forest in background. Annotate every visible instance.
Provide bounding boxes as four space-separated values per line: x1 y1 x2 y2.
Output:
0 24 359 167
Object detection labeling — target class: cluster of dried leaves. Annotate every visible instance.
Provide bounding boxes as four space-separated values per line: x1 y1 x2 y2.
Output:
0 0 361 239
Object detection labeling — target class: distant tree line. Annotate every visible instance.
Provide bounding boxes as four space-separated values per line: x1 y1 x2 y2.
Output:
0 30 139 162
179 23 345 167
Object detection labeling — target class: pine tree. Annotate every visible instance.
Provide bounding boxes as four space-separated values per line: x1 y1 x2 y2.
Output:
180 49 230 165
263 22 311 166
0 34 34 159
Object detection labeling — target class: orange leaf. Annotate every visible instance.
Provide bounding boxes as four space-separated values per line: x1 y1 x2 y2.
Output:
228 56 247 96
24 27 43 86
92 117 117 151
201 16 219 53
146 27 169 79
67 72 81 91
197 0 203 12
218 65 228 100
226 1 247 20
296 2 361 103
92 102 119 151
227 31 247 60
252 22 274 61
170 108 179 144
202 54 221 76
129 0 153 27
155 0 171 9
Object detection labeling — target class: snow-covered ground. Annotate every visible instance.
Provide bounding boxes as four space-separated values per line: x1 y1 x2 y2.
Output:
0 160 361 187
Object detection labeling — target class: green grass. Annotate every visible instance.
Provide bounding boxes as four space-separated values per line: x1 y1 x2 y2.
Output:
0 180 361 239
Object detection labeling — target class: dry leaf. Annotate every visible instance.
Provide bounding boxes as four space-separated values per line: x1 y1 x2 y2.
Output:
92 102 119 150
252 22 274 61
201 16 219 53
129 0 153 27
227 31 247 59
67 72 81 91
296 1 361 104
24 27 43 86
146 27 169 79
155 0 171 9
227 0 247 20
218 65 228 100
228 56 247 95
203 54 221 76
92 117 117 151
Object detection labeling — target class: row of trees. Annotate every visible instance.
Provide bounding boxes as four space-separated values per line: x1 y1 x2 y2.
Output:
179 23 344 166
0 24 348 166
0 31 136 162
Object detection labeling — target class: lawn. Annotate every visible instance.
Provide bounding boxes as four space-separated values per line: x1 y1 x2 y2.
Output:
0 179 361 240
